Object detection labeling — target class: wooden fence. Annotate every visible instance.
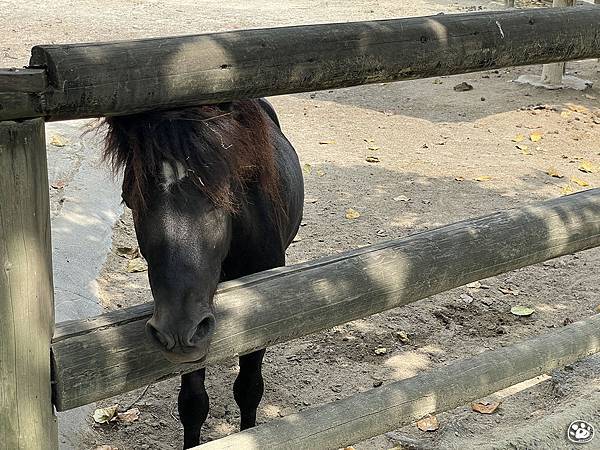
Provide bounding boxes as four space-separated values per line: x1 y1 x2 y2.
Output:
1 5 600 450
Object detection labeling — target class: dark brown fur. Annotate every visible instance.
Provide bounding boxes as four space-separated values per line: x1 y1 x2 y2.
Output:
101 100 279 211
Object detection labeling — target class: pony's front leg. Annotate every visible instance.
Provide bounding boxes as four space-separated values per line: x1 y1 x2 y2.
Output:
179 368 209 449
233 349 266 430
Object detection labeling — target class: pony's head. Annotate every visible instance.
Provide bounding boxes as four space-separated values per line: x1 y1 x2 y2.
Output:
103 101 277 363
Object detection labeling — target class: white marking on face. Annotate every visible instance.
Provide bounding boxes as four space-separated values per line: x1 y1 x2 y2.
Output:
162 161 187 188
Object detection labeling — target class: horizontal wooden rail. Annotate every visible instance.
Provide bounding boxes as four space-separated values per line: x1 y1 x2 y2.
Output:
2 6 600 121
0 68 47 92
51 189 600 411
197 314 600 449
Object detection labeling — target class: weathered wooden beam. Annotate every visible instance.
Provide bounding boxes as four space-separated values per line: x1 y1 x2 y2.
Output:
0 68 47 92
0 119 58 449
3 6 595 121
0 92 44 119
51 189 600 411
540 0 574 86
197 314 600 450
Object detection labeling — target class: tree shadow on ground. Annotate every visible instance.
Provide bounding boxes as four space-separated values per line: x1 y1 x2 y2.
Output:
293 60 600 124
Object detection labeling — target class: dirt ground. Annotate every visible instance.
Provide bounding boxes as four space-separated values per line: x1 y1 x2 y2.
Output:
4 0 600 449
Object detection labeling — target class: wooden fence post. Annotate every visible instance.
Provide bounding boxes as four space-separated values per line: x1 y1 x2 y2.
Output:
540 0 574 86
0 118 58 449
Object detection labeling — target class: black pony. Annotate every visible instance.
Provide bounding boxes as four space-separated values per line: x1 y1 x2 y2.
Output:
103 99 304 448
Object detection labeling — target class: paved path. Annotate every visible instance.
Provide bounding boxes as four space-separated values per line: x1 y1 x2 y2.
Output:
46 120 123 449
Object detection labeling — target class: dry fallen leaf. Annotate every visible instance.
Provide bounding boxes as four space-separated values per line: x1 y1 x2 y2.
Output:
499 287 519 296
302 163 312 175
316 167 326 177
126 258 148 273
93 405 118 424
475 176 492 182
510 305 535 317
561 184 575 196
50 134 68 147
374 347 387 355
579 161 596 173
366 156 380 163
529 131 543 142
466 281 482 289
116 408 140 424
560 110 572 119
455 176 465 182
571 177 590 187
116 246 140 259
367 145 381 151
51 180 66 189
471 401 500 414
304 198 318 204
566 103 589 114
417 415 439 432
453 82 473 92
395 331 410 344
345 208 361 220
393 195 411 202
512 134 525 143
546 167 563 178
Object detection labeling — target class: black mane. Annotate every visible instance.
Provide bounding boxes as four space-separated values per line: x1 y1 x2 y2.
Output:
101 100 278 211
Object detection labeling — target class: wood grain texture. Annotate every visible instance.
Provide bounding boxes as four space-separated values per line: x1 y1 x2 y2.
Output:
197 315 600 450
0 92 43 121
19 6 600 121
51 189 600 411
0 68 47 93
0 119 57 449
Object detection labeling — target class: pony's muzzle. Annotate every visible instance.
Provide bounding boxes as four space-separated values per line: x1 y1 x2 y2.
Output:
145 313 216 363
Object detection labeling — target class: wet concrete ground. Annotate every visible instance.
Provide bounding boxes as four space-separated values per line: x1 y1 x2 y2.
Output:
45 120 122 448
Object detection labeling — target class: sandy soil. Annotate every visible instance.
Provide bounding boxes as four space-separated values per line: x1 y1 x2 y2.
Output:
4 0 600 449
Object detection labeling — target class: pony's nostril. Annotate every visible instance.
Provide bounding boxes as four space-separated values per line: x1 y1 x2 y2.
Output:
146 321 175 351
194 315 216 341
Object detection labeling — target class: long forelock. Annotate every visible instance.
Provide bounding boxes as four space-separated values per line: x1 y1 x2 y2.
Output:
101 100 279 212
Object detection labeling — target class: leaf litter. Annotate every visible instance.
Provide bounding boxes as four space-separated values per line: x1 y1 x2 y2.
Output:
417 415 439 432
49 134 68 147
126 258 147 273
116 246 140 259
345 208 361 220
93 405 140 425
471 401 501 414
579 161 596 173
510 305 535 317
